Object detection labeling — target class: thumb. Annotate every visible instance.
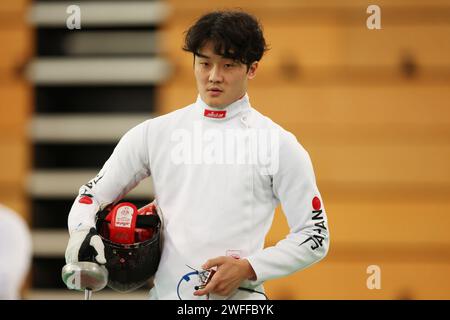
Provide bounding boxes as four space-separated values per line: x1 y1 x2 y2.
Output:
202 256 226 270
90 235 106 264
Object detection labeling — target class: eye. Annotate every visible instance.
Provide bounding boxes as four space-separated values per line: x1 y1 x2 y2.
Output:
224 63 235 68
200 62 209 67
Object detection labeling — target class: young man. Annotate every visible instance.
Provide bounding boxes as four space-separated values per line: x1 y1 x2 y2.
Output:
65 10 329 300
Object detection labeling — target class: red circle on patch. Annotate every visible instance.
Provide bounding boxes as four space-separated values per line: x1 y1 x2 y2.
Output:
312 197 321 210
79 196 93 205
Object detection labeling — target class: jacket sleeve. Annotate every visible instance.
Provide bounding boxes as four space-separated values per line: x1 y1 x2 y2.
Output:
246 130 330 283
67 120 151 235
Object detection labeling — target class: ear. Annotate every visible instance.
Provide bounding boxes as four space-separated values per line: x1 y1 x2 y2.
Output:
247 62 259 80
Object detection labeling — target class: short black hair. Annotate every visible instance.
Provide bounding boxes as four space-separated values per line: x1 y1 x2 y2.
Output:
183 10 268 68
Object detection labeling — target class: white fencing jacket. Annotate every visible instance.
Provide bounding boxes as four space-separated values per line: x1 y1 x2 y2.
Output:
0 204 32 300
68 94 330 299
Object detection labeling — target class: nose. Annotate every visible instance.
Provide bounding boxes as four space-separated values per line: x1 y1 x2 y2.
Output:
208 65 223 83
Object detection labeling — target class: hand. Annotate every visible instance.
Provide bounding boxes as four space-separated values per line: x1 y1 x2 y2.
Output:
65 228 106 265
193 256 256 297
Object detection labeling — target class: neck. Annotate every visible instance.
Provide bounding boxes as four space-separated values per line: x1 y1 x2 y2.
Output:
208 93 247 110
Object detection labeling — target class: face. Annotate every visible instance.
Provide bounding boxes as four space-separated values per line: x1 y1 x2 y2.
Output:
194 41 258 109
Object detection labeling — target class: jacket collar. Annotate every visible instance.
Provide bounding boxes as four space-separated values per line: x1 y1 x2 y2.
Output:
195 93 251 121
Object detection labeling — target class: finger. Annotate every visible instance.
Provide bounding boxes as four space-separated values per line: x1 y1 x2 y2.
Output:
90 235 106 264
193 287 207 296
202 256 227 269
193 277 217 296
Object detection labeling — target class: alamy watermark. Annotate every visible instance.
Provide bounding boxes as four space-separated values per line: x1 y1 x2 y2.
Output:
366 265 381 290
66 5 81 30
170 122 280 175
366 5 381 30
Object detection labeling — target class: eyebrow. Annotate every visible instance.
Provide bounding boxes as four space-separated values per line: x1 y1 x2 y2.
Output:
195 53 210 59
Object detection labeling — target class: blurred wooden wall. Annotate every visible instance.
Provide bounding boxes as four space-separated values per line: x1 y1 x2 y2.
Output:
0 0 31 219
2 0 449 300
0 0 32 299
160 0 450 299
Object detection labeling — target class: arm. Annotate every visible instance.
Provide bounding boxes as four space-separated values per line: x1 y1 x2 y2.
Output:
195 130 329 297
65 120 151 263
246 130 330 284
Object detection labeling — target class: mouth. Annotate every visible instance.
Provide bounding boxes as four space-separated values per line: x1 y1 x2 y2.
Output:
207 87 223 97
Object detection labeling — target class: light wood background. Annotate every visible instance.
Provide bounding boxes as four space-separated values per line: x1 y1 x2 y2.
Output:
0 0 32 218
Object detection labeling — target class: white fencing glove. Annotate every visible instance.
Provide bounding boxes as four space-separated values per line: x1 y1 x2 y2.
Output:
65 228 106 265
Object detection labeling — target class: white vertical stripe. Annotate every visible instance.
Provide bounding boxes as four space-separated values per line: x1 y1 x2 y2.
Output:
27 57 172 85
29 1 171 26
28 171 154 198
31 114 154 142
